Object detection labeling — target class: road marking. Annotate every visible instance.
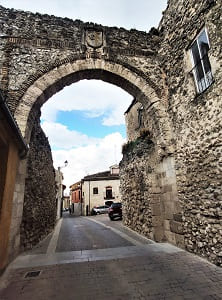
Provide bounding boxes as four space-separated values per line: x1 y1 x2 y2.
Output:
85 217 145 246
46 218 63 254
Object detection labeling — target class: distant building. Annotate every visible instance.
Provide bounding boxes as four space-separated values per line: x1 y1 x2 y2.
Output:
63 195 70 211
81 165 121 216
55 169 66 219
69 181 82 216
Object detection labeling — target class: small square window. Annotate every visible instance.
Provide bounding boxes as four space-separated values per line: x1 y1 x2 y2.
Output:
93 187 98 194
190 28 213 93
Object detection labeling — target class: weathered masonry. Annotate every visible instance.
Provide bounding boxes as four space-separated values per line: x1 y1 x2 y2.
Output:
0 0 221 272
121 0 222 266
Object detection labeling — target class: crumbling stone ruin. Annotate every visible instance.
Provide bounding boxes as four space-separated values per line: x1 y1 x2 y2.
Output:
0 0 221 270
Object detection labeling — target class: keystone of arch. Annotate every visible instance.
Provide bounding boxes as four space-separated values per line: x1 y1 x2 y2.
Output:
15 58 167 138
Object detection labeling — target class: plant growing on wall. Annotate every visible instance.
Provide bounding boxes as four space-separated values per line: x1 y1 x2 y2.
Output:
122 129 154 155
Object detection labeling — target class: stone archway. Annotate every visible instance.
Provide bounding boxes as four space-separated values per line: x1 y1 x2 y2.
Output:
10 56 178 253
1 0 221 268
0 5 180 266
14 58 170 144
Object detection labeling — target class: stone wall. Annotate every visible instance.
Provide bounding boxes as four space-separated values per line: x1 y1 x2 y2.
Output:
0 0 221 267
20 109 56 250
120 131 183 245
124 99 144 141
0 5 161 114
158 0 222 266
120 136 155 239
0 4 166 261
121 0 222 266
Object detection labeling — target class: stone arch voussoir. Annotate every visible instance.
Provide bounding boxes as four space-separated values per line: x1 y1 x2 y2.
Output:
14 58 173 153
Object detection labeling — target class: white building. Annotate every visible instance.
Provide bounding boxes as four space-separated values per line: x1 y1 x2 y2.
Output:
55 168 65 220
81 165 121 215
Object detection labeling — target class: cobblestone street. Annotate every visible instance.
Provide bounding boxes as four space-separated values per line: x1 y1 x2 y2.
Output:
0 214 222 300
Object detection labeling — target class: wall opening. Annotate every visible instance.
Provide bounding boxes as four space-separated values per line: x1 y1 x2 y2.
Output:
13 59 176 254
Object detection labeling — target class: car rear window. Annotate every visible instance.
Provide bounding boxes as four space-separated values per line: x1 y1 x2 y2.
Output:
111 203 122 208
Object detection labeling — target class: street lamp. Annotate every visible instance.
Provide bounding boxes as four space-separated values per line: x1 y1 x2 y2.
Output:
58 160 68 171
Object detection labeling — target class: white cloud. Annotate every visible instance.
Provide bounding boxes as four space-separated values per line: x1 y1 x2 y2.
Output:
40 80 131 194
41 80 132 126
41 117 126 194
102 106 126 126
1 0 167 32
52 132 125 192
41 121 100 149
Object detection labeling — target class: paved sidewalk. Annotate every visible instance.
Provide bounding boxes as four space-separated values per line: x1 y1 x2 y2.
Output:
0 216 222 299
1 244 222 300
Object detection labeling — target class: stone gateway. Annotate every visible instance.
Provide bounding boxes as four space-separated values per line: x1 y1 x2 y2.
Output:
0 0 221 272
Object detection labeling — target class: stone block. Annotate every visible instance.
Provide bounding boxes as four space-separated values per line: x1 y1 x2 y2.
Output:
152 216 163 227
16 203 24 218
153 226 165 242
173 213 183 222
164 230 176 245
17 192 25 204
174 201 182 213
57 64 71 77
175 233 185 248
162 184 173 193
163 201 174 220
151 187 161 194
164 220 170 231
161 192 172 202
15 184 21 193
151 203 161 216
169 220 183 234
18 161 27 176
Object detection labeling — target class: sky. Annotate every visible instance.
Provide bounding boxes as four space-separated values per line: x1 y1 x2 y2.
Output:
1 0 167 193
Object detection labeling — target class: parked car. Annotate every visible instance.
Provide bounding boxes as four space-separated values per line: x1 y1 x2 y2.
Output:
92 205 109 215
108 202 122 220
105 200 113 207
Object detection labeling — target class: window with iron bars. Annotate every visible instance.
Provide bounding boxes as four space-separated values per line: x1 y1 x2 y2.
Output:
190 28 213 93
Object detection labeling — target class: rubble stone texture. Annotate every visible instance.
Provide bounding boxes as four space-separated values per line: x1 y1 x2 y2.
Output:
122 0 222 267
20 109 57 250
0 0 221 266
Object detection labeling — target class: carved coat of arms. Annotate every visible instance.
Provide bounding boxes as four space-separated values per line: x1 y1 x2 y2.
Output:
85 29 103 49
